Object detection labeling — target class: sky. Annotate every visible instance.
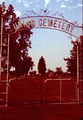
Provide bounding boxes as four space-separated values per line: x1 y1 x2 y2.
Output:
0 0 82 72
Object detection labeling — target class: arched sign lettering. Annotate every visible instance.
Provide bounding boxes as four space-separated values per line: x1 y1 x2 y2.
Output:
13 10 82 38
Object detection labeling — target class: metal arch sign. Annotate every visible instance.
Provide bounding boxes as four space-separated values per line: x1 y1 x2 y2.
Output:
12 10 82 38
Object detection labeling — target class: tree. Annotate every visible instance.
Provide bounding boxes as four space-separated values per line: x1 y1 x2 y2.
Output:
47 69 54 76
0 2 34 76
15 56 34 76
64 40 79 76
38 56 46 75
55 67 63 76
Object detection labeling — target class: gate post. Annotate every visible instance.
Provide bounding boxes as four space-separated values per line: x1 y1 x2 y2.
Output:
0 14 3 85
0 13 9 106
79 36 83 104
77 39 79 104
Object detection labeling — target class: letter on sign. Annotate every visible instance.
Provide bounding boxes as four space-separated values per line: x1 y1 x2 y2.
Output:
38 18 42 26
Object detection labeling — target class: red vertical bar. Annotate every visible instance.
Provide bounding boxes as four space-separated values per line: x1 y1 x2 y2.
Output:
79 36 83 104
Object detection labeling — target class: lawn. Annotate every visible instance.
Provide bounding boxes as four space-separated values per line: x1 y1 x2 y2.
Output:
0 76 83 120
0 104 83 120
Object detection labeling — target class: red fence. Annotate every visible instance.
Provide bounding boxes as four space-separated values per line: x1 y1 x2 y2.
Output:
44 78 77 104
8 77 42 106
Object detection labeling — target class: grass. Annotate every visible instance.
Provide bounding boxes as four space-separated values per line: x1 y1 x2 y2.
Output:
0 104 82 120
0 76 83 120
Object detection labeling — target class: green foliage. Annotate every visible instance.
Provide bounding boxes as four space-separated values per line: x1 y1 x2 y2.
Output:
38 56 46 75
64 40 79 76
55 67 63 76
0 2 34 76
15 56 34 76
